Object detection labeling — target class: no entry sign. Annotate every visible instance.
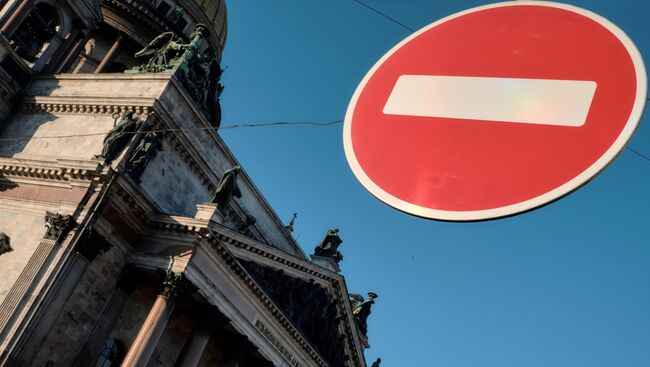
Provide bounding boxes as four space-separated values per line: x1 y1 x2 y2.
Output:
343 1 647 221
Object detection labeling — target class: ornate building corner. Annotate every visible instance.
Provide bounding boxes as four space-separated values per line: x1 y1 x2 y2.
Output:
44 212 73 241
0 232 12 255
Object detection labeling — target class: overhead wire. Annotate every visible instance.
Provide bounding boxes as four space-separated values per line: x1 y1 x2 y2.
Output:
0 119 344 142
351 0 416 32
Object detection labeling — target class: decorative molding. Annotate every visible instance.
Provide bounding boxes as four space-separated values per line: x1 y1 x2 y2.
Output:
18 100 152 117
0 158 107 184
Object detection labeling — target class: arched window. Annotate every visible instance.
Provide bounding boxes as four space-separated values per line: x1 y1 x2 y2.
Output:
9 3 60 63
95 339 123 367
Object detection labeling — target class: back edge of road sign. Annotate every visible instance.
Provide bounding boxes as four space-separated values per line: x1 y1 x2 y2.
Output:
343 1 647 221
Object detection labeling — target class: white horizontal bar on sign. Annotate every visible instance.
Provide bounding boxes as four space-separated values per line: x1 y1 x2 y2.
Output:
383 75 597 127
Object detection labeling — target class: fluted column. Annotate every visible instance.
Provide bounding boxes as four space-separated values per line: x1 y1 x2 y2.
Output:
43 27 80 74
4 227 112 367
121 271 191 367
74 265 138 366
55 31 91 73
0 0 33 35
0 212 72 341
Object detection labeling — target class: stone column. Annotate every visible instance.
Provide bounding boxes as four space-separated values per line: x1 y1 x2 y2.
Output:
3 227 112 367
121 271 190 367
0 0 33 36
0 212 72 341
74 265 138 366
43 27 80 74
174 305 227 367
94 35 123 74
54 31 91 74
7 253 89 367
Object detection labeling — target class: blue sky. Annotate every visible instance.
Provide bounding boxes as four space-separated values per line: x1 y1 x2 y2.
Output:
218 1 650 366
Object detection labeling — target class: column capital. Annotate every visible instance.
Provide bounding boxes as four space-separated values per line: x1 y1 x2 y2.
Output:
161 270 194 300
44 211 73 240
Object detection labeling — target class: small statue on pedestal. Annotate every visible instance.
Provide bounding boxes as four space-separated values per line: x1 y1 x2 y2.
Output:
211 165 242 210
353 292 378 335
314 228 343 264
371 358 382 367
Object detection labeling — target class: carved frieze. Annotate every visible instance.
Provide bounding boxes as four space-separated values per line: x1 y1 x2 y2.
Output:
44 212 73 240
240 260 348 367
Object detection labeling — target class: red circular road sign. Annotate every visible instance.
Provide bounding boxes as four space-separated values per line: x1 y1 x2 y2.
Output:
343 1 647 221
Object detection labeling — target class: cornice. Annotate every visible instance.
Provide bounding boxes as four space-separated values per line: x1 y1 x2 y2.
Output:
0 157 108 184
19 96 154 116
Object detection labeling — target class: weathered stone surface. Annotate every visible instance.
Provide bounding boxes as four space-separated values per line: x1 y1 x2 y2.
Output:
30 244 126 366
0 210 47 304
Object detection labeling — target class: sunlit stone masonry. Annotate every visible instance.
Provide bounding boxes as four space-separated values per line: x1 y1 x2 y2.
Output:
0 1 376 366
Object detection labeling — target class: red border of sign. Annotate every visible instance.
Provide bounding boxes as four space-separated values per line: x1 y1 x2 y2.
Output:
343 1 647 221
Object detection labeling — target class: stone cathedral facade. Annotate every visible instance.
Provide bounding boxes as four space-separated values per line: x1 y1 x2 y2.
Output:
0 1 376 366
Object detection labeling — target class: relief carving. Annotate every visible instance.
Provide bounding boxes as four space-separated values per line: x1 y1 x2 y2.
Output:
240 260 347 366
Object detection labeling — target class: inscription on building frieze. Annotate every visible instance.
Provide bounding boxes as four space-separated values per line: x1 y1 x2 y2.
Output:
254 319 302 367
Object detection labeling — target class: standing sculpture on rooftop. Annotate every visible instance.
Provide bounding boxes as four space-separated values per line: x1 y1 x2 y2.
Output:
371 358 382 367
212 165 242 210
134 32 189 72
314 228 343 264
126 130 163 183
95 111 140 163
353 292 378 335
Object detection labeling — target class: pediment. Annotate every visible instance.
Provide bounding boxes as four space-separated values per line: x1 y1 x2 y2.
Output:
239 259 348 366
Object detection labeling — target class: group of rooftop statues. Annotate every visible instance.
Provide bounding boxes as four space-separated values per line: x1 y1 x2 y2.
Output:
130 24 224 128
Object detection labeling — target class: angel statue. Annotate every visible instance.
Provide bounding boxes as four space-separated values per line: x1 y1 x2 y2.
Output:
134 32 188 72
